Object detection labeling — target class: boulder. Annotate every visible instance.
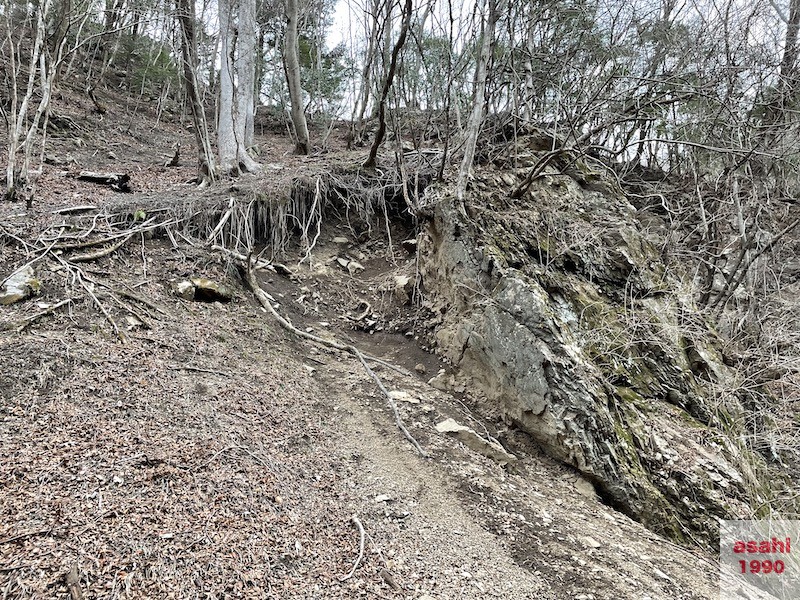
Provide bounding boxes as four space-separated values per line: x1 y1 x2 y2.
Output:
173 277 234 302
435 417 517 463
0 266 41 305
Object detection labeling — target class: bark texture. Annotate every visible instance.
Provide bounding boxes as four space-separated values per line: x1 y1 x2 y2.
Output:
218 0 261 174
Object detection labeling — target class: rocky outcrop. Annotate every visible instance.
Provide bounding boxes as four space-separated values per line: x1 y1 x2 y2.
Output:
418 135 771 547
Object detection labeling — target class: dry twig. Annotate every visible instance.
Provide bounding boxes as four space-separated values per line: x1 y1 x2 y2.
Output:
69 231 136 262
55 256 126 342
52 216 159 250
0 529 51 545
339 515 365 581
7 298 73 333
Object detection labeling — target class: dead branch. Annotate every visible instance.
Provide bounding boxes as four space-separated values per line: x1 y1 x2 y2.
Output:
69 232 136 262
75 171 131 192
0 225 35 253
339 515 365 581
103 292 152 329
242 257 426 455
55 256 125 342
197 445 236 470
111 285 168 316
170 365 231 376
6 298 73 333
81 277 125 342
51 205 98 214
0 529 51 545
52 216 159 250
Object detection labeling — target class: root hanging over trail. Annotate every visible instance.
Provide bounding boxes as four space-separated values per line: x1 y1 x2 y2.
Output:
107 157 434 259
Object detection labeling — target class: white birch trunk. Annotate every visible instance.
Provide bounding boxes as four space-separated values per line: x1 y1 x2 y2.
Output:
5 0 52 199
217 0 261 174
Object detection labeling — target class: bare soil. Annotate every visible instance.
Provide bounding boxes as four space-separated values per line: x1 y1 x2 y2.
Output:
1 87 720 599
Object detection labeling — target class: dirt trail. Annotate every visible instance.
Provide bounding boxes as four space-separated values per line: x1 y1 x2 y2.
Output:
0 222 721 599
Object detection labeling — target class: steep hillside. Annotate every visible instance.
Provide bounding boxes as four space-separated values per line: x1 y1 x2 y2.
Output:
0 89 789 599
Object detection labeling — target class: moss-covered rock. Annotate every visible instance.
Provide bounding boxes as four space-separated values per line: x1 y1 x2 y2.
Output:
418 138 769 549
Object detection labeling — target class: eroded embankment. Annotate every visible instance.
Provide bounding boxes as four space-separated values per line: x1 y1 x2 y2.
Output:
415 133 780 548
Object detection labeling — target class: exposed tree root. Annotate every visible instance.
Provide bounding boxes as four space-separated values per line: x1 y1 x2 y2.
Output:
241 257 427 457
69 231 136 262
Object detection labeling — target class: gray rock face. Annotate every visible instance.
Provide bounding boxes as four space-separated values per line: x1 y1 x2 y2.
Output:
419 141 767 547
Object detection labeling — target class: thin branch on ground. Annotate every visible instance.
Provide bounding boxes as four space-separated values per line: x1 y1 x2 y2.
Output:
52 216 160 250
112 285 168 315
69 231 137 262
55 256 125 342
0 529 51 545
7 298 73 333
339 515 366 581
170 365 231 376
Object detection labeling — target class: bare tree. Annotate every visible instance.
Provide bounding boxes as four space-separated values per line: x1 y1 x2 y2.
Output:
284 0 311 154
364 0 413 168
456 0 499 201
4 0 53 201
177 0 217 185
349 0 384 146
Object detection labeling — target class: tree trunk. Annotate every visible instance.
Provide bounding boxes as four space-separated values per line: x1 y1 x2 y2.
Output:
364 0 413 168
237 0 257 148
350 0 382 146
456 0 499 201
218 0 261 174
284 0 310 154
177 0 216 184
780 0 800 96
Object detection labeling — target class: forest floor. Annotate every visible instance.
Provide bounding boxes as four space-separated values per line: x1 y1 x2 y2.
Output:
0 89 724 599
